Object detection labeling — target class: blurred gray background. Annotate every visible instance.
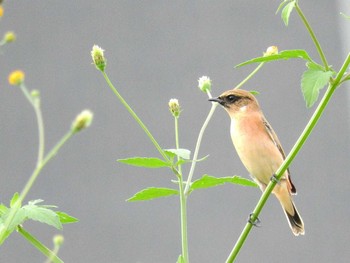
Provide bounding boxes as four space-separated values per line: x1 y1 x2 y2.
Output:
1 1 349 262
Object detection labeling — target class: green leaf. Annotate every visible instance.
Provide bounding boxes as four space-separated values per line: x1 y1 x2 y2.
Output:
117 157 171 168
235 49 312 68
10 192 20 208
177 255 185 263
23 204 62 230
276 0 289 14
56 211 79 224
301 64 334 107
0 204 8 216
281 1 296 26
127 187 179 202
190 175 258 191
164 148 191 160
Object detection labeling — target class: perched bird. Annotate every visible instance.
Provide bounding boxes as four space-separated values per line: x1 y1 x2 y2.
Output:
209 89 304 236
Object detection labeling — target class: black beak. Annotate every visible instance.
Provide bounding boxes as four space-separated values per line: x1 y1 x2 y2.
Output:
208 97 224 105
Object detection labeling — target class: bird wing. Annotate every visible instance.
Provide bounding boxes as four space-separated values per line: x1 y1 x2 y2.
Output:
262 117 297 194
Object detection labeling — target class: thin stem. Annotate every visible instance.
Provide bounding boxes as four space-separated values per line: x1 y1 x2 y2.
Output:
17 226 63 263
295 2 329 70
102 71 169 162
184 102 218 196
226 53 350 263
174 116 189 262
19 84 45 165
234 62 265 90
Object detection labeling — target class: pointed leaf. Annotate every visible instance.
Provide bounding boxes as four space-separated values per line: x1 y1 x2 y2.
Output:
164 149 191 160
0 204 8 216
190 175 258 191
56 211 79 224
10 192 20 208
23 204 62 230
301 65 334 107
281 1 296 26
276 0 289 14
117 157 171 168
235 49 312 68
127 187 179 202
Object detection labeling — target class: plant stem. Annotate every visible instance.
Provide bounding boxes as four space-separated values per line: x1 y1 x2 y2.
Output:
225 52 350 263
184 102 218 196
174 115 189 263
17 226 63 263
102 71 169 162
19 84 45 165
295 2 329 70
234 62 265 90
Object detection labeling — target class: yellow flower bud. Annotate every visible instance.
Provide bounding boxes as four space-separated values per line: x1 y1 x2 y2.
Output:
168 98 181 117
0 6 4 17
4 31 16 43
71 110 93 132
198 76 212 93
91 45 106 72
8 70 25 86
53 234 64 247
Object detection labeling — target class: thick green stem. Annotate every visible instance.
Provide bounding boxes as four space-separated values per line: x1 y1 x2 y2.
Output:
102 72 169 162
226 53 350 263
295 2 329 70
17 226 63 263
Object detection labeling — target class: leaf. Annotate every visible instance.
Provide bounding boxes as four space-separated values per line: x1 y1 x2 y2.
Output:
117 157 171 168
301 64 334 107
190 175 258 191
56 211 79 224
23 204 62 230
177 255 185 263
235 49 312 68
0 204 8 216
10 192 20 208
164 149 191 160
127 187 179 202
281 1 296 26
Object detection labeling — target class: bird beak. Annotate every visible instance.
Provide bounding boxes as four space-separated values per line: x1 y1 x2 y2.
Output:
209 97 224 105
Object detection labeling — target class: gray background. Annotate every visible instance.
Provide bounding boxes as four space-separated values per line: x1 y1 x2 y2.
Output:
1 1 350 262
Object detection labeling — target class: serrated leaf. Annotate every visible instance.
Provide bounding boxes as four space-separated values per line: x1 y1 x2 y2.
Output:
301 67 334 107
281 1 296 26
56 211 79 224
190 175 258 191
117 157 171 168
164 149 191 160
127 187 179 202
235 49 312 68
23 204 62 230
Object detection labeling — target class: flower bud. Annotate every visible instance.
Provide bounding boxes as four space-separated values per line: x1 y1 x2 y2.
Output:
0 6 4 17
8 70 25 86
198 76 212 93
71 110 93 132
264 46 278 56
91 45 106 72
4 31 16 43
53 234 64 247
168 98 181 117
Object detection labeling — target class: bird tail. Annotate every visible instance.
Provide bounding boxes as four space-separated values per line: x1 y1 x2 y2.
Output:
283 201 305 236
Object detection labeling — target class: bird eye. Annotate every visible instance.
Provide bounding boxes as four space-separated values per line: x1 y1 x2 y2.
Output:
227 95 237 102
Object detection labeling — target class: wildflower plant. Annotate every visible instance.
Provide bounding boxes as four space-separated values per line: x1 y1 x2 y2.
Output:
92 1 350 262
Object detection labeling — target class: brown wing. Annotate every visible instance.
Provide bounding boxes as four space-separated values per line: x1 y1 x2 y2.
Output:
262 117 297 194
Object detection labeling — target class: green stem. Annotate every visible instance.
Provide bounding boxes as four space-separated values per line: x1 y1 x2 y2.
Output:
235 62 265 90
102 71 169 162
17 226 63 263
184 102 218 196
225 53 350 263
174 116 189 263
295 2 329 70
19 84 45 165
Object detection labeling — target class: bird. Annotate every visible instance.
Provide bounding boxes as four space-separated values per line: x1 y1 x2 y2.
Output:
209 89 304 236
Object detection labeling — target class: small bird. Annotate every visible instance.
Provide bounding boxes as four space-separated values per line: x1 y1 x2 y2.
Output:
209 89 304 236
